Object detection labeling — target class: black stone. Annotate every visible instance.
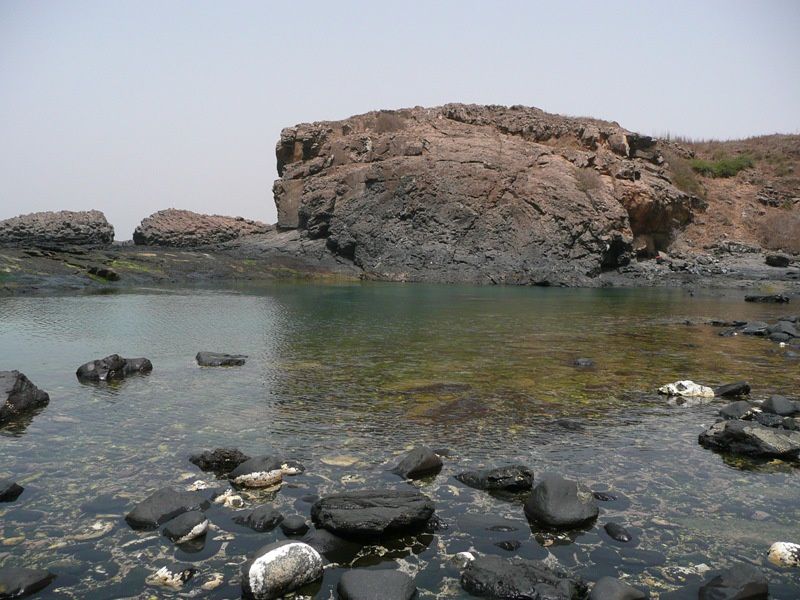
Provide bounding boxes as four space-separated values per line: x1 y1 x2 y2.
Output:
460 555 586 600
301 528 362 563
698 564 768 600
337 569 418 600
714 381 750 398
0 567 56 599
76 354 151 382
390 446 442 479
189 447 250 475
234 505 284 532
0 479 24 502
0 371 50 425
740 322 769 336
766 254 791 268
744 294 790 303
311 489 435 539
590 576 647 600
698 420 800 457
455 465 533 492
592 491 617 502
125 487 210 529
162 510 207 543
280 515 309 536
196 351 247 367
719 400 754 420
494 540 522 551
761 395 798 416
769 321 799 337
524 473 599 529
603 522 632 543
753 412 794 429
229 455 304 482
573 358 595 367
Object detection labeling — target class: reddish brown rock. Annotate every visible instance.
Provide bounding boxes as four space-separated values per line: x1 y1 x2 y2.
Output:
0 210 113 247
133 209 270 247
272 104 694 285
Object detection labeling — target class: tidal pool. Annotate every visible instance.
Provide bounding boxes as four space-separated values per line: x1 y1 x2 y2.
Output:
0 283 798 598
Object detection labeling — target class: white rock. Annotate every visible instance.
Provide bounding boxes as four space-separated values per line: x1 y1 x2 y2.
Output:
243 541 323 599
657 380 714 398
232 469 282 489
768 541 800 567
187 479 215 491
452 551 476 569
214 489 245 508
146 566 196 589
201 572 225 591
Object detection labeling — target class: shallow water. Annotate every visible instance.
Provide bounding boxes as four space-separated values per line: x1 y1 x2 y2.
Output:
0 283 798 598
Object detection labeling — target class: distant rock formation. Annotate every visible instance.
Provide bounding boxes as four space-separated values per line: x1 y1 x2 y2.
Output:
272 104 695 285
133 209 270 247
0 210 114 247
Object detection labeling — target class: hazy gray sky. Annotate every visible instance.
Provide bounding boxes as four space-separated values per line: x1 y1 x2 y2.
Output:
1 1 799 239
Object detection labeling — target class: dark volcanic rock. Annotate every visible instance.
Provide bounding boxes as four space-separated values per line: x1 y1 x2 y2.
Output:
455 465 533 492
196 351 247 367
714 381 750 398
698 420 800 457
0 479 24 502
234 505 284 532
190 447 250 475
76 354 152 382
744 294 790 303
0 567 56 599
301 528 362 563
766 254 791 268
0 210 113 247
524 473 599 529
0 371 50 425
229 455 303 488
603 522 632 543
133 209 270 247
590 576 647 600
241 540 323 600
761 395 798 416
125 487 210 529
272 104 695 286
719 400 755 420
311 489 435 539
390 446 442 479
460 554 586 600
698 564 768 600
162 510 208 543
337 569 418 600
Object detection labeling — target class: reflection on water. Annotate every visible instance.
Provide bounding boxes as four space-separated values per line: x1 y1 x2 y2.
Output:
0 283 798 598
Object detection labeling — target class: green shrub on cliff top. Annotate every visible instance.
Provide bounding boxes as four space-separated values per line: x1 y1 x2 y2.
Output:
689 154 754 178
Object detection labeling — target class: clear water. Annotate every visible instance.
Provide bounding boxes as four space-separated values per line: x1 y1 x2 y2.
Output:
0 283 798 598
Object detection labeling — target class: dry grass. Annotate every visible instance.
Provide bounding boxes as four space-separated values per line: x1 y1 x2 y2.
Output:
759 211 800 254
574 168 602 193
663 150 705 197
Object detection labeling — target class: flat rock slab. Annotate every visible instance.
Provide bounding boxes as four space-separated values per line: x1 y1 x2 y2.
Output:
196 352 247 367
0 567 56 598
125 487 210 529
455 465 533 492
311 489 435 539
699 420 800 457
590 576 647 599
337 569 418 600
0 370 50 425
241 540 323 600
524 473 599 529
460 555 585 600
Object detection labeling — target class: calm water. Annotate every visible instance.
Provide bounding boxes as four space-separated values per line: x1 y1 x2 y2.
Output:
0 283 798 599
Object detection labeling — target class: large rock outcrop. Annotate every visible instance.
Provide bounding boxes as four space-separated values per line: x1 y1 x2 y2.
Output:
133 209 270 247
0 210 113 247
272 104 695 285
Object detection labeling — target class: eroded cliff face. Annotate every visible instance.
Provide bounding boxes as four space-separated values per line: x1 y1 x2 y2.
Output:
272 104 694 285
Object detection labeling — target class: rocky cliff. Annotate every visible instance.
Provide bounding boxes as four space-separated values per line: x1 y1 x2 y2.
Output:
272 104 695 285
133 209 270 247
0 210 114 247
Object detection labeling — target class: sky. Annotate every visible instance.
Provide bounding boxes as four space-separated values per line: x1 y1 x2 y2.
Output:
1 1 799 239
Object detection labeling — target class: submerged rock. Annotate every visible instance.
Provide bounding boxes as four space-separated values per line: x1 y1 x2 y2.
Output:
162 510 209 544
698 564 768 599
280 515 309 536
0 567 56 598
603 522 632 543
744 294 790 303
657 380 714 398
524 473 599 529
311 489 435 539
190 447 250 475
390 446 442 479
0 479 24 502
698 420 800 458
455 465 533 492
301 528 362 563
768 541 800 567
196 351 248 367
0 209 113 247
125 487 210 529
234 505 284 532
0 370 50 425
460 554 586 599
337 569 418 600
714 381 751 398
75 354 152 382
590 576 646 600
241 540 323 600
719 400 755 420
